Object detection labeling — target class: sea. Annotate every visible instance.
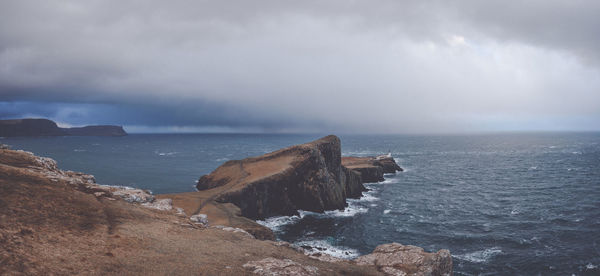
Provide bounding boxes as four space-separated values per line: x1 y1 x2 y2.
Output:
2 133 599 275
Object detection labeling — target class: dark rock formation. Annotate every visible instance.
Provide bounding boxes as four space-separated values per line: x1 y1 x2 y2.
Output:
0 118 127 137
342 156 403 183
196 135 402 220
197 135 364 219
0 118 66 137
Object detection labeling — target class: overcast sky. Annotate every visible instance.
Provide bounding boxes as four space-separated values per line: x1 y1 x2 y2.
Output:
1 0 599 133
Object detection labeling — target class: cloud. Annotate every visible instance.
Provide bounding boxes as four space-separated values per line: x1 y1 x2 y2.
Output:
1 0 599 133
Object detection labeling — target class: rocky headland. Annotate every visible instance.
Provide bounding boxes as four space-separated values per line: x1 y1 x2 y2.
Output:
0 136 453 275
0 118 127 137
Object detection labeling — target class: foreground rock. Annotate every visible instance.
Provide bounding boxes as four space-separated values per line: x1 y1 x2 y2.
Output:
243 258 319 276
0 147 382 275
0 118 127 137
355 243 452 276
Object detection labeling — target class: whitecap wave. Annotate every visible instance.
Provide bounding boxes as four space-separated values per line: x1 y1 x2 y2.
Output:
454 247 502 263
215 157 229 162
380 178 398 184
323 202 369 217
156 151 178 156
358 192 379 202
256 214 304 232
294 239 360 259
383 209 391 214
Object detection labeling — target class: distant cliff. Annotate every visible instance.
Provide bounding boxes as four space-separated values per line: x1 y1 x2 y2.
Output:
0 118 127 137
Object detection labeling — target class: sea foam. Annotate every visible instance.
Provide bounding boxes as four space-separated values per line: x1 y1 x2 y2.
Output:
454 247 503 263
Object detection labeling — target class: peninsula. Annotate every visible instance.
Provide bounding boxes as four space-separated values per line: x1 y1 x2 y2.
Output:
0 118 127 137
0 136 452 275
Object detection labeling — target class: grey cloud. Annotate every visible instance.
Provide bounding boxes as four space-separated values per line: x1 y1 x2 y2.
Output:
0 0 599 133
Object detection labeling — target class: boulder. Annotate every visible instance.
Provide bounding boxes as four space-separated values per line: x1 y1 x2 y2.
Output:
243 258 319 276
354 243 452 276
190 214 209 225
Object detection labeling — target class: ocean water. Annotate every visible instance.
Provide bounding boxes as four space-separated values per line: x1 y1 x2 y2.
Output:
2 133 599 275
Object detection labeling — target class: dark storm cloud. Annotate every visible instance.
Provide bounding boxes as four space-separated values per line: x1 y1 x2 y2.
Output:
1 0 599 132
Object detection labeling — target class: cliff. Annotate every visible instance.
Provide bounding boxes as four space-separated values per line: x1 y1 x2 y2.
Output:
0 146 452 276
0 118 66 137
195 135 367 219
192 136 403 221
0 118 127 137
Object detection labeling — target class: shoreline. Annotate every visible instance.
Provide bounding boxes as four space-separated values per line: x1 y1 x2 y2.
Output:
1 138 453 275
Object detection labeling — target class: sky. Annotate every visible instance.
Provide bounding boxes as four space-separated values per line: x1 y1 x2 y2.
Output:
1 0 599 134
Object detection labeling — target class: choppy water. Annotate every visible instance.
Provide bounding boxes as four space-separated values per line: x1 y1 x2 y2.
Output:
3 133 599 275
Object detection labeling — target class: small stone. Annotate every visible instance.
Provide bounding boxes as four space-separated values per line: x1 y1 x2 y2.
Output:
190 214 208 226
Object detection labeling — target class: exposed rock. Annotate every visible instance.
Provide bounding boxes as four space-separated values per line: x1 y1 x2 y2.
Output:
141 198 173 210
213 225 254 238
175 207 187 216
111 187 154 203
354 243 452 276
0 118 126 137
342 156 403 183
243 257 319 276
375 155 404 173
307 252 346 263
190 214 209 225
197 135 366 219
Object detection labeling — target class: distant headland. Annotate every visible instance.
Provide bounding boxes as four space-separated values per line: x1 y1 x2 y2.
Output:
0 118 127 137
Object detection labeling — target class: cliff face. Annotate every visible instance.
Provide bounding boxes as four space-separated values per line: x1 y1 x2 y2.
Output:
195 135 403 220
0 118 127 137
0 119 66 137
197 135 364 219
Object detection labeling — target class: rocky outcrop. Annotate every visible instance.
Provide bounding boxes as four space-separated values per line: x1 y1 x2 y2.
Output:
0 118 127 137
197 135 366 219
0 147 159 207
243 258 319 276
355 243 453 276
193 135 404 221
342 155 403 183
